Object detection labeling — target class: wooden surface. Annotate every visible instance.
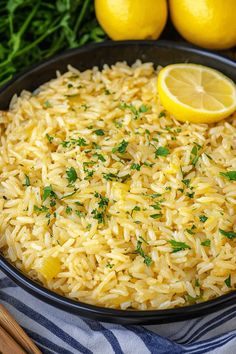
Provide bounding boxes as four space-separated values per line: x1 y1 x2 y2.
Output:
0 304 42 354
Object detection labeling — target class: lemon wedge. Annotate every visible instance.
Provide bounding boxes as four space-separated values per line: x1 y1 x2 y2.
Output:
157 63 236 124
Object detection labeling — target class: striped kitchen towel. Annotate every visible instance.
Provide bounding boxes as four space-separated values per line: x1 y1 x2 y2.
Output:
1 270 236 354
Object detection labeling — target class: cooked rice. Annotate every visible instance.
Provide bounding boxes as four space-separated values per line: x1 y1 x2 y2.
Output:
0 61 236 310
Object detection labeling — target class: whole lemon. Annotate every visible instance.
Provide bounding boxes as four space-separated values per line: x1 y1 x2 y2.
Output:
169 0 236 49
95 0 167 40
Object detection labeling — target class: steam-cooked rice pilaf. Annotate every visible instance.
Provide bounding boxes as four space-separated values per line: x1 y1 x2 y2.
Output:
0 61 236 310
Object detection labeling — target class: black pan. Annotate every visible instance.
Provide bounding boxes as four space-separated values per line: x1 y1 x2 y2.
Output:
0 40 235 325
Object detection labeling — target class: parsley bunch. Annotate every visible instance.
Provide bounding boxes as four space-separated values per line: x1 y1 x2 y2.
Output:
0 0 106 86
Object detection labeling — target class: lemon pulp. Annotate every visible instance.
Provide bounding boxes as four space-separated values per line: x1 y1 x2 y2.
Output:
157 64 236 124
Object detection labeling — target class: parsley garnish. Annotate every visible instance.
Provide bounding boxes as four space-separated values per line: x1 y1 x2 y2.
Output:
182 179 191 187
74 201 83 206
34 205 49 213
190 143 202 166
66 167 77 185
106 262 114 268
112 140 129 154
104 88 111 95
149 193 162 198
195 279 200 287
81 104 90 111
93 153 106 162
65 206 72 214
61 137 87 148
220 171 236 181
155 146 170 157
60 189 79 199
186 192 195 198
23 174 30 187
219 229 236 240
119 102 148 119
135 239 152 266
225 275 231 287
42 185 57 202
131 163 141 171
102 173 118 181
201 239 211 246
93 129 105 136
150 213 162 219
75 210 85 217
158 111 166 118
151 203 161 210
43 100 52 108
131 206 141 217
46 133 54 143
91 209 104 224
94 192 109 209
168 240 191 253
199 215 208 223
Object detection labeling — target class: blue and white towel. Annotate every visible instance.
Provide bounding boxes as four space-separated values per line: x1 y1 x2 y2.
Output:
1 270 236 354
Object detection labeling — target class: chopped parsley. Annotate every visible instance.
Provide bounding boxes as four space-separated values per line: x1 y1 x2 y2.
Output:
190 143 202 166
106 262 114 268
94 192 109 209
131 206 141 217
84 169 94 180
50 199 56 207
93 129 105 136
86 224 92 230
46 133 54 143
135 239 152 266
93 153 106 162
119 102 148 120
74 201 83 206
182 179 191 187
131 163 141 171
75 210 85 217
102 173 118 181
66 167 78 185
34 205 49 213
220 171 236 181
61 137 87 148
225 275 231 288
65 206 72 214
186 192 195 198
168 240 191 253
60 189 79 199
43 100 52 108
23 174 30 187
195 279 200 287
91 209 104 224
201 239 211 247
92 142 101 150
151 203 161 210
42 185 57 202
219 228 236 240
81 104 90 111
112 140 129 154
199 215 208 223
150 213 162 219
149 193 162 198
104 88 111 95
34 205 49 214
158 111 166 118
155 146 170 158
